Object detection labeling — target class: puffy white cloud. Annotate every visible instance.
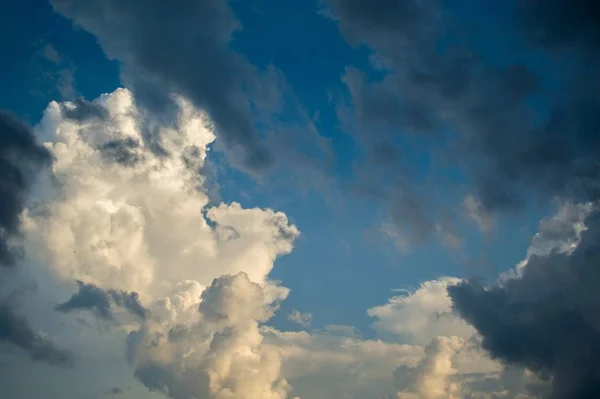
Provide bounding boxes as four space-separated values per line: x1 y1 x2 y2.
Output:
395 335 464 399
23 88 298 302
368 278 475 345
128 272 294 399
11 88 300 399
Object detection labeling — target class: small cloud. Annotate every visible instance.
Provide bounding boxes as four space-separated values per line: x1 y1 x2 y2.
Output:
463 194 494 233
434 223 462 251
42 44 61 64
288 309 312 328
379 222 411 253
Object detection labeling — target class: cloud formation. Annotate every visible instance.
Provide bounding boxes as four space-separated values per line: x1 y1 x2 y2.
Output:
326 0 600 242
449 203 600 399
50 0 280 170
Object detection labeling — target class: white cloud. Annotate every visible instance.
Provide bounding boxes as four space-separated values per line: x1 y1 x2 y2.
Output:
288 310 312 328
23 89 298 302
13 88 300 399
395 335 464 399
368 278 475 345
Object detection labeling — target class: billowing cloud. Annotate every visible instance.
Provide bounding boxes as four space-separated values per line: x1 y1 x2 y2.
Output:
449 203 600 399
395 336 464 399
23 89 298 301
129 272 295 399
368 278 475 345
15 88 301 398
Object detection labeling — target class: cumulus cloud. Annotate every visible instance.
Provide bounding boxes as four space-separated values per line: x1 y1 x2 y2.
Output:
23 89 298 301
449 204 600 399
395 336 464 399
16 88 302 398
128 272 296 399
368 278 475 345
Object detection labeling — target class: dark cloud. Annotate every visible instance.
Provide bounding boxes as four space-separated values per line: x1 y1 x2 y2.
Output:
327 0 600 225
50 0 278 171
60 97 109 122
449 207 600 399
56 281 148 320
0 303 74 368
0 111 52 265
100 137 141 166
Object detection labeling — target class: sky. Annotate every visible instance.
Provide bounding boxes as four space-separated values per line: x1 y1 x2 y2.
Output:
0 1 599 398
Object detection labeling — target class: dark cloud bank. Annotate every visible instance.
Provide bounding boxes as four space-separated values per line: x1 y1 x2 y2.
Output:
327 0 600 398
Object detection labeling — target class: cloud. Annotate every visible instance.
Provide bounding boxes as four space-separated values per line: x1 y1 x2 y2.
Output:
0 111 52 265
0 302 73 368
264 327 423 399
56 280 148 320
368 278 475 345
463 195 494 234
42 44 62 64
59 97 109 122
16 88 301 398
449 204 600 399
50 0 283 170
23 88 298 300
128 272 294 399
325 0 600 232
287 310 312 328
395 336 464 399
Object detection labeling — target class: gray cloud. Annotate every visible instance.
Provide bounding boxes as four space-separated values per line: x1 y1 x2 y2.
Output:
51 0 278 171
0 303 74 368
56 281 148 320
449 207 600 399
60 97 109 122
0 111 52 265
327 0 600 230
100 138 141 167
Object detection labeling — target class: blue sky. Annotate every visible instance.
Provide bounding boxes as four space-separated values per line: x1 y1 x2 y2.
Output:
1 1 598 398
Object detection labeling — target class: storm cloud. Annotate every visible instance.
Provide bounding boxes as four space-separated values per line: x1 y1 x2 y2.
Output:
327 0 600 225
449 206 600 399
